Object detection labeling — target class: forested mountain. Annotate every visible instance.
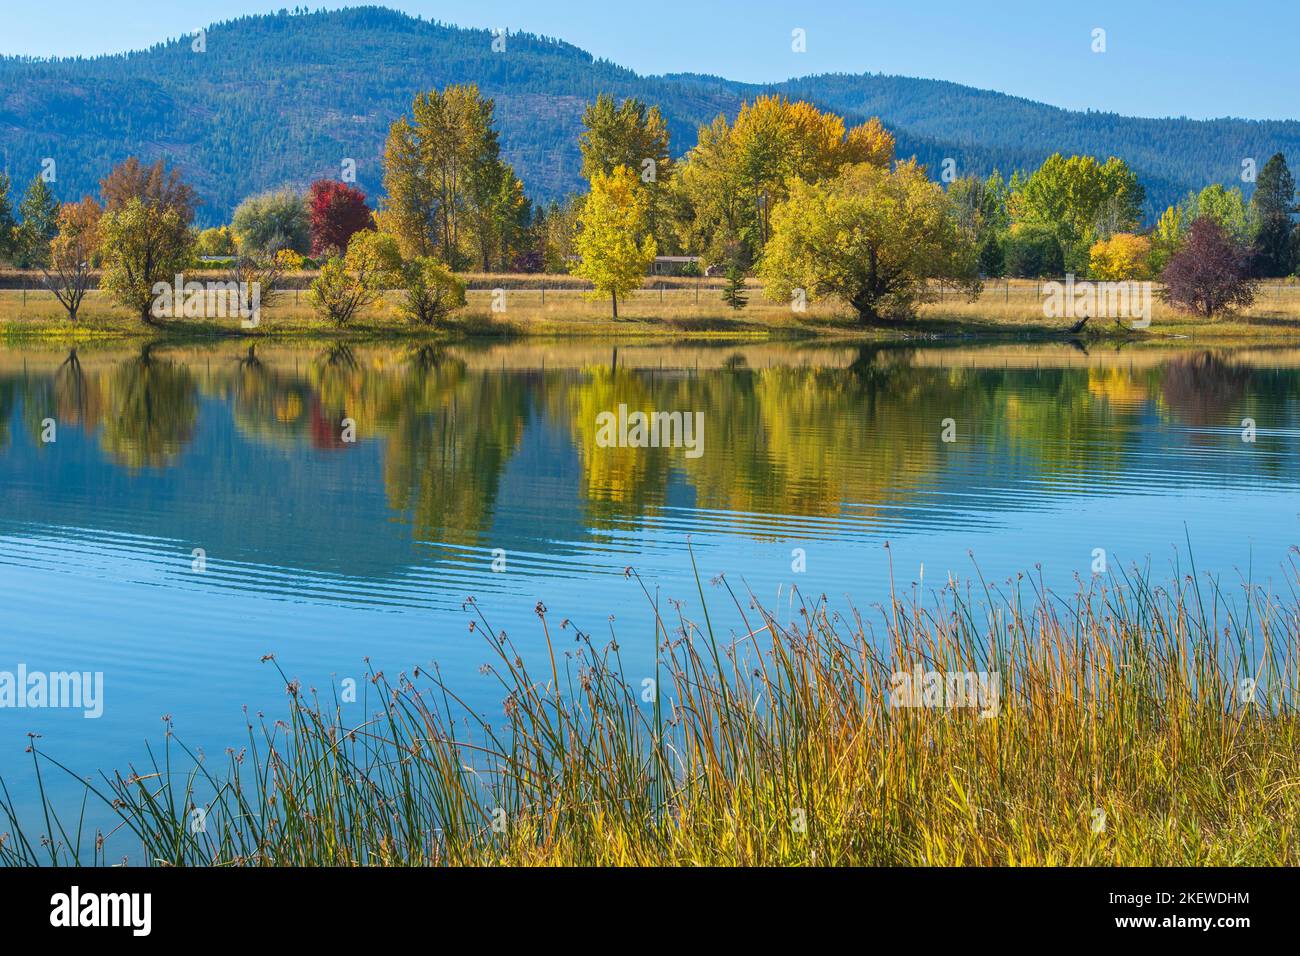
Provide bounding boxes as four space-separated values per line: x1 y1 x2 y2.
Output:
2 5 1296 225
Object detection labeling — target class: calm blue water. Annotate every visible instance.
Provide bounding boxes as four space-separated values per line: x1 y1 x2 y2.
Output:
2 339 1299 843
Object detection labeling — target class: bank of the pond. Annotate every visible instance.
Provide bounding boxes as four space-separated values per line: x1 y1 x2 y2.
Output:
5 276 1300 345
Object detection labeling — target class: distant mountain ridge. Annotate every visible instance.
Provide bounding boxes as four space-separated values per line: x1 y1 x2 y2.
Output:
1 5 1297 225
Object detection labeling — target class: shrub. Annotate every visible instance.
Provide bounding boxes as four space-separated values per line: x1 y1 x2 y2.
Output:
306 231 402 325
397 257 466 325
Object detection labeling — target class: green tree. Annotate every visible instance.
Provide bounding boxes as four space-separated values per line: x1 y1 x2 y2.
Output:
978 233 1005 278
1184 184 1251 243
1249 153 1297 277
231 189 310 256
15 176 61 268
1002 225 1064 278
948 170 1010 244
572 165 656 319
759 160 980 323
1252 153 1297 220
0 175 16 263
1011 154 1143 270
99 197 194 325
537 196 584 273
721 266 748 309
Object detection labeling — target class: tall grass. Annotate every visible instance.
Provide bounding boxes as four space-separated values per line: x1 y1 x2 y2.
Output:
5 549 1300 866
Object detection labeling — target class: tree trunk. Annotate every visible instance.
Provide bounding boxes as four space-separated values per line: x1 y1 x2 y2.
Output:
611 292 618 320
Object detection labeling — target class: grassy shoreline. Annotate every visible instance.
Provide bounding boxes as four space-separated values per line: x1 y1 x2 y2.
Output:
5 277 1300 345
5 556 1300 867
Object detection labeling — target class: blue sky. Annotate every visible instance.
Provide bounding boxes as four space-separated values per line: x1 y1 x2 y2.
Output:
2 1 1297 121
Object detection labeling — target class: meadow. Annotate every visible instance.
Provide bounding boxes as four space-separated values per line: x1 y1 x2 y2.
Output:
4 275 1300 343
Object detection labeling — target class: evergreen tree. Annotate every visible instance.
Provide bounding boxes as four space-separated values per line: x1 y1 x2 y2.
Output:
978 233 1005 277
721 266 748 309
15 176 61 268
0 175 16 262
1249 153 1298 277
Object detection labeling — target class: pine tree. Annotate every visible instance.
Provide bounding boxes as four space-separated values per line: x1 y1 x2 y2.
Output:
721 266 748 309
0 174 17 263
1250 153 1298 277
15 176 60 268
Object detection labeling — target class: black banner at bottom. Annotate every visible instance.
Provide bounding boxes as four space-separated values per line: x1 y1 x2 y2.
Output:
0 865 1276 942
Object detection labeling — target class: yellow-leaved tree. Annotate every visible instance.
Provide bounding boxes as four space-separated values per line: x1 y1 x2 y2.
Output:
1088 233 1152 280
572 165 656 319
759 160 980 323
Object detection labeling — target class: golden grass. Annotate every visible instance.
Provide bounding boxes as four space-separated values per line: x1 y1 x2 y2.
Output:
6 553 1300 866
2 277 1300 343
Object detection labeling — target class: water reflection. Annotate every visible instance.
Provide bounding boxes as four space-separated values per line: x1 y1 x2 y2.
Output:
2 340 1300 591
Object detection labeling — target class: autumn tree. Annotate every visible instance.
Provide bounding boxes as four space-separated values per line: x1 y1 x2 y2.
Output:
580 95 673 249
378 84 524 269
1088 233 1152 280
40 198 102 322
1149 204 1185 274
99 197 194 324
759 160 980 323
100 157 198 223
1160 217 1257 317
674 96 894 266
572 165 656 319
195 226 236 258
307 180 373 258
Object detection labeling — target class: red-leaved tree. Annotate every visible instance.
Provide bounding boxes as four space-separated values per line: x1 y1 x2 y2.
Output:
308 180 374 258
1160 217 1258 317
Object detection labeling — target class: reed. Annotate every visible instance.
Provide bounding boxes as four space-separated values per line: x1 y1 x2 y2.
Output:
4 549 1300 866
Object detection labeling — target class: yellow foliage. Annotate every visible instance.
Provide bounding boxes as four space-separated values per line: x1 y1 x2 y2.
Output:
572 166 657 318
1088 233 1152 281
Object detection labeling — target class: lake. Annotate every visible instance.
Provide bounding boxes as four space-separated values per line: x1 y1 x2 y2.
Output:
2 337 1299 829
